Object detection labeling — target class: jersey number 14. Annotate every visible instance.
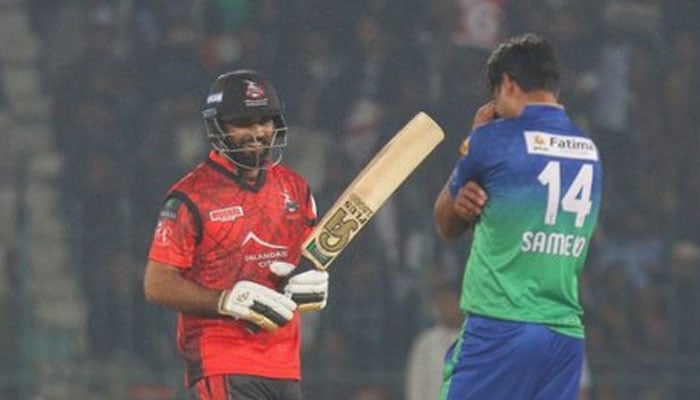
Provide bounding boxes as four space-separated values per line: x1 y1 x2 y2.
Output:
538 161 593 228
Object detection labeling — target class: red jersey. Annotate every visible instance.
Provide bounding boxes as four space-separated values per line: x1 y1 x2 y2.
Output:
148 151 316 386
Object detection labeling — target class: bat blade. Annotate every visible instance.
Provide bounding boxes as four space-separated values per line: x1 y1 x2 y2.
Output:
302 111 445 270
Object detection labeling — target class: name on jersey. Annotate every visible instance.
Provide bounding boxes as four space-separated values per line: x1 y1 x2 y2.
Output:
241 232 289 268
521 230 587 257
244 250 289 267
524 131 598 160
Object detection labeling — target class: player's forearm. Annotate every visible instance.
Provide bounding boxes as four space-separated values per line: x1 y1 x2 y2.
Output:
434 189 471 239
435 213 471 239
144 261 221 317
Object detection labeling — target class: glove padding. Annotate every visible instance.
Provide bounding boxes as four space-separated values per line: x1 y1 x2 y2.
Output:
270 261 329 312
218 281 297 332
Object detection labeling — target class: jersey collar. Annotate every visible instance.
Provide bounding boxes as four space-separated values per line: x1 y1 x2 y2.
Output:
521 103 565 116
205 150 267 192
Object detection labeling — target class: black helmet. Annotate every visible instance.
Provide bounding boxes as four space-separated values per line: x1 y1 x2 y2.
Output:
202 69 287 169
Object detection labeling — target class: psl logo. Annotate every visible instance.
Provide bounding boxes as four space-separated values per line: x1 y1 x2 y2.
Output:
154 221 172 246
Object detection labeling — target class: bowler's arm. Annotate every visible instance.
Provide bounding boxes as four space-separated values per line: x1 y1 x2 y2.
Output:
434 181 487 240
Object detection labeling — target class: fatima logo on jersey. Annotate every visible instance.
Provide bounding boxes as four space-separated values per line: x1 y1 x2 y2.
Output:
524 131 598 161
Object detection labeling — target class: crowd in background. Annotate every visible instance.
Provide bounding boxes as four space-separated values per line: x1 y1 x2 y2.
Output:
5 0 698 398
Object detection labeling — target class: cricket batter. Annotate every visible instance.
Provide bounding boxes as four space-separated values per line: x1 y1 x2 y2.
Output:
144 69 329 400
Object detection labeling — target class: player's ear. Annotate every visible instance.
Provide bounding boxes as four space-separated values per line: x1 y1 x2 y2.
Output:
501 74 517 94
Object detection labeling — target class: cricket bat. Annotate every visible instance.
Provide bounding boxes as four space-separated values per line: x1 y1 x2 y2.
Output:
247 111 444 332
302 111 444 270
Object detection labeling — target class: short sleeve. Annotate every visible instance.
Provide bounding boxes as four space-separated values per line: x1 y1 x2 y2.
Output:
147 196 197 268
448 129 485 197
302 186 318 238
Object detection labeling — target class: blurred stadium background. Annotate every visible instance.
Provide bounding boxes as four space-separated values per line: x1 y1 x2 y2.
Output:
0 0 698 399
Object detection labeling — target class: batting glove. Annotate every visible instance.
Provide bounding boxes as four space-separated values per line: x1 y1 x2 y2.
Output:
218 281 297 332
270 261 329 312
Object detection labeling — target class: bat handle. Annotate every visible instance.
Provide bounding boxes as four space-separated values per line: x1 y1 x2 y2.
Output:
293 256 317 275
246 257 318 334
246 322 261 334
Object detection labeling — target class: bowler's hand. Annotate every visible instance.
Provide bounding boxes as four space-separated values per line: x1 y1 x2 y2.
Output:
453 181 488 223
472 101 499 131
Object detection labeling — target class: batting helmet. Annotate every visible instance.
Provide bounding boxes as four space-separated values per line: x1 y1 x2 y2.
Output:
202 69 287 168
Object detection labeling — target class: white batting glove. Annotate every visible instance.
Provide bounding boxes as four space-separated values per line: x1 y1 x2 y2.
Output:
270 261 329 312
218 281 297 332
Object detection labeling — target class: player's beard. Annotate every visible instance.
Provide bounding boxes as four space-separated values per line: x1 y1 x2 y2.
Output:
229 147 271 169
223 136 272 169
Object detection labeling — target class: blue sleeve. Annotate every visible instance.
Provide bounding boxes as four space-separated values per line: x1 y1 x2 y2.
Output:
448 128 488 197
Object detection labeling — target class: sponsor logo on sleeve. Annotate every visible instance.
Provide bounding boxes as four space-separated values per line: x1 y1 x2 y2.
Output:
159 198 183 220
459 136 470 156
154 220 172 246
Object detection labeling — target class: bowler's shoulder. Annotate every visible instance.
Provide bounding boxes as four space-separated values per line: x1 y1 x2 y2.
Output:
470 117 521 147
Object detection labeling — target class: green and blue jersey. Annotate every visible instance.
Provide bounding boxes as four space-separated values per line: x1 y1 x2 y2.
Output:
448 105 602 338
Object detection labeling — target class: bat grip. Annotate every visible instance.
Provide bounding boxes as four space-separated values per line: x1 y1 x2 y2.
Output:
246 257 317 334
293 257 317 275
246 322 262 334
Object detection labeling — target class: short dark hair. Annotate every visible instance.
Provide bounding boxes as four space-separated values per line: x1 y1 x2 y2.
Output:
485 33 560 95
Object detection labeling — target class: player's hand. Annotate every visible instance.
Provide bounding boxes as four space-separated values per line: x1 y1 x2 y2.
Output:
453 181 488 223
270 261 329 312
218 281 297 332
472 101 499 131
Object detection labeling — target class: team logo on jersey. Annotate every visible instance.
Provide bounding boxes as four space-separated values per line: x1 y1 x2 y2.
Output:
524 131 598 160
209 206 244 222
281 191 300 213
242 232 288 249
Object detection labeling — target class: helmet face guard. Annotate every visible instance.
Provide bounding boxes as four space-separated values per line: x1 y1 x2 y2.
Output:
202 107 287 169
201 69 288 170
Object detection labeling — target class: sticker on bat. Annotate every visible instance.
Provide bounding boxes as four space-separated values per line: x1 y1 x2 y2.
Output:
317 193 373 254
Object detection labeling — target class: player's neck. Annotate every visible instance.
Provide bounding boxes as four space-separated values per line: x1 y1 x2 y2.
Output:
239 167 261 182
522 91 560 107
